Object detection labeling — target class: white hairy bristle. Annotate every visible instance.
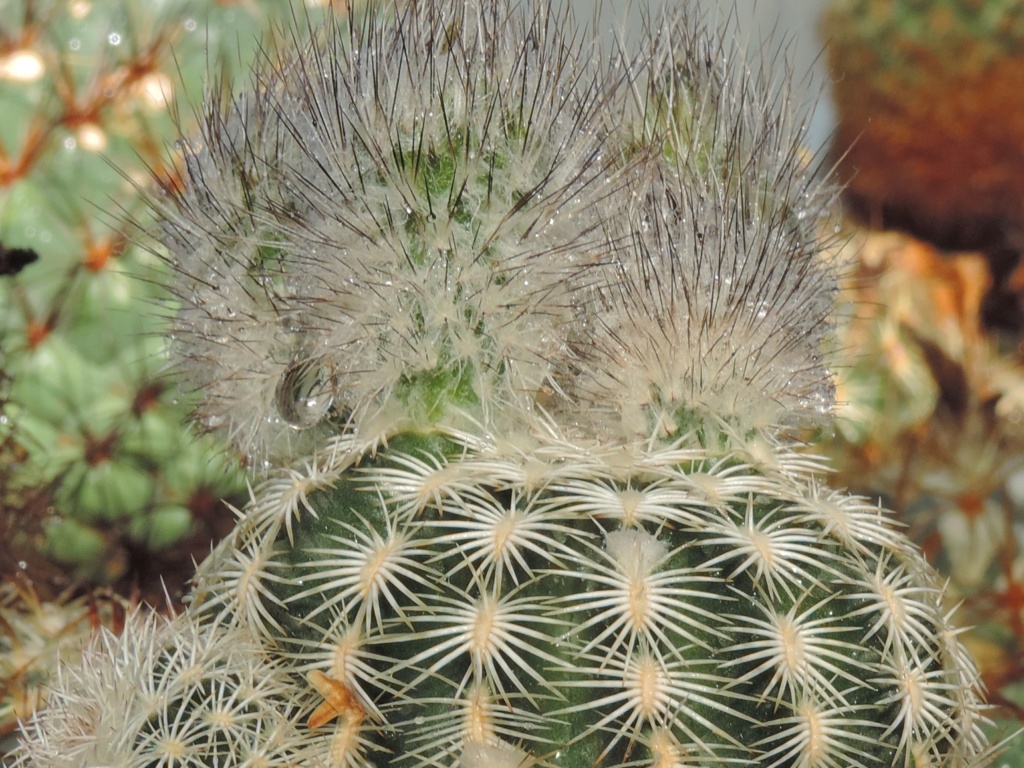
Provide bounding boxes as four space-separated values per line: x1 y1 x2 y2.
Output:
153 0 837 466
8 609 314 768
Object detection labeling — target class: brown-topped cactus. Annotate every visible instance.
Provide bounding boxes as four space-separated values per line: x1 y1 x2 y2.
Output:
823 0 1024 257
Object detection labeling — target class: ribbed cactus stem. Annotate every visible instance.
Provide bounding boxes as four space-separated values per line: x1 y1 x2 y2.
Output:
187 427 988 766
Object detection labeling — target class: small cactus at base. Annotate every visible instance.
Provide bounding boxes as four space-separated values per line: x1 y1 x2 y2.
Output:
10 606 319 768
8 1 1008 766
0 581 126 748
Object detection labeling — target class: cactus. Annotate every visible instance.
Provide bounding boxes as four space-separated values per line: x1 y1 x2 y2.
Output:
181 427 991 766
10 604 319 767
822 0 1024 253
8 1 1010 766
0 0 300 586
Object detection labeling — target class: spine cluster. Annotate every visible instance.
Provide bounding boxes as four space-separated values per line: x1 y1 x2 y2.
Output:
13 609 319 768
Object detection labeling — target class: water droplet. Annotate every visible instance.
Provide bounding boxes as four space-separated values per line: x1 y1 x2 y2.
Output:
108 32 121 46
77 123 107 151
275 358 337 430
202 414 226 429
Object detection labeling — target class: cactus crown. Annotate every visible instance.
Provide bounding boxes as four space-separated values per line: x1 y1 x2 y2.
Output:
155 0 836 468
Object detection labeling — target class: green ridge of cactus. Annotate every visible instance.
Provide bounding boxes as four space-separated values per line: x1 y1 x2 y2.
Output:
7 1 1015 766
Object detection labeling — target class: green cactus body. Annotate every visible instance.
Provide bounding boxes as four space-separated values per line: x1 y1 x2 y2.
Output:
189 426 985 767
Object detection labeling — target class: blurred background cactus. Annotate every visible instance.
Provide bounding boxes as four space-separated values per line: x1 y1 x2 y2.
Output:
823 0 1024 324
0 0 311 748
0 0 304 591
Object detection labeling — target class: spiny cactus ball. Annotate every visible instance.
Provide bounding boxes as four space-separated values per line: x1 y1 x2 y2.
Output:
12 1 1001 767
10 607 319 768
191 427 990 767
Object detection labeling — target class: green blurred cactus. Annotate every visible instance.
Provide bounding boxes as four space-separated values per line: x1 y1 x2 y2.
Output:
0 0 309 584
7 1 1015 766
